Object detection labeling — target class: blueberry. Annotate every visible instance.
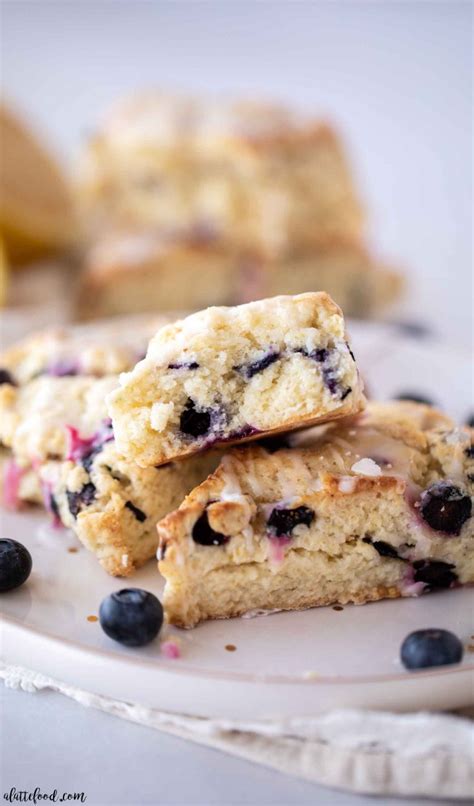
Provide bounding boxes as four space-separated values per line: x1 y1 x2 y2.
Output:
294 347 328 363
466 414 474 428
413 559 458 589
99 588 163 647
168 361 200 370
46 360 78 377
0 539 32 592
362 537 401 559
179 398 212 438
0 368 17 386
226 424 259 441
192 511 229 546
394 392 434 406
294 347 349 399
66 482 97 518
235 351 280 379
465 446 474 459
392 321 431 338
419 482 471 535
267 506 315 537
401 628 463 670
81 444 103 473
125 501 147 522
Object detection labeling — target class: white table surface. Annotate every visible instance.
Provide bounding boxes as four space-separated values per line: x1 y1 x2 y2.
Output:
1 685 447 806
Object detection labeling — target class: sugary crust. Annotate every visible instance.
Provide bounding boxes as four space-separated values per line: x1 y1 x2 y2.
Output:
158 401 473 627
0 376 117 463
0 314 171 385
108 293 365 467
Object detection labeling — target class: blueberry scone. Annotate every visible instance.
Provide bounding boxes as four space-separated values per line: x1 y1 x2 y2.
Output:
0 313 172 386
77 92 364 256
108 293 365 468
76 230 402 321
0 375 117 508
0 375 117 465
157 402 473 627
76 231 241 320
39 442 219 576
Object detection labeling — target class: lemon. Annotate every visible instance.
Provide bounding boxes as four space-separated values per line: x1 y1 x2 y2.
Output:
0 104 76 265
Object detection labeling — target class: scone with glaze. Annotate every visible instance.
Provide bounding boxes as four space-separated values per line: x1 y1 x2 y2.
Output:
108 293 365 467
39 442 218 576
157 402 473 627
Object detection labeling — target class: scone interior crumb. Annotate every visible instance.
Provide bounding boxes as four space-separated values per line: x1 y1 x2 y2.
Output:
108 293 363 466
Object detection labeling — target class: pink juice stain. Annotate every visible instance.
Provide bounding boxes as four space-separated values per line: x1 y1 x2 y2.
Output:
3 459 25 509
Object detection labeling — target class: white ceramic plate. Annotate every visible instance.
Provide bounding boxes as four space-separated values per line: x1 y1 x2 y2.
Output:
1 325 473 718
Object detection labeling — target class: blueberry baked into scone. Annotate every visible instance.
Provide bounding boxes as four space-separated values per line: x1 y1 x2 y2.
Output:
157 401 473 627
108 293 365 468
39 443 219 576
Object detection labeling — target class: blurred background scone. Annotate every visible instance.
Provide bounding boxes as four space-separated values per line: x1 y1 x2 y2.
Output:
75 92 403 319
0 91 404 325
77 93 364 254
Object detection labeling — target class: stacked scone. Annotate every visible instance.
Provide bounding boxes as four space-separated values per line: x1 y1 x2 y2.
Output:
2 294 472 628
76 92 402 319
0 314 218 575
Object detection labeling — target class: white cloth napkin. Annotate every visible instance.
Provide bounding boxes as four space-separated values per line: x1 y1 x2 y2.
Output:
2 662 473 800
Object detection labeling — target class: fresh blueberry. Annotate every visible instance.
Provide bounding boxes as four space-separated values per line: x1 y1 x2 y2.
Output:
235 351 280 379
66 482 97 518
179 398 212 438
192 511 229 546
267 506 315 537
466 414 474 428
362 537 401 559
125 501 147 522
465 445 474 459
393 392 434 406
419 482 471 535
99 588 163 647
412 559 458 589
0 368 17 386
392 321 431 338
0 539 32 592
401 628 463 670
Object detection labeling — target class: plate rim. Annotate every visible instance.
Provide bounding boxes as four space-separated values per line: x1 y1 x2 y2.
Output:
3 610 474 688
